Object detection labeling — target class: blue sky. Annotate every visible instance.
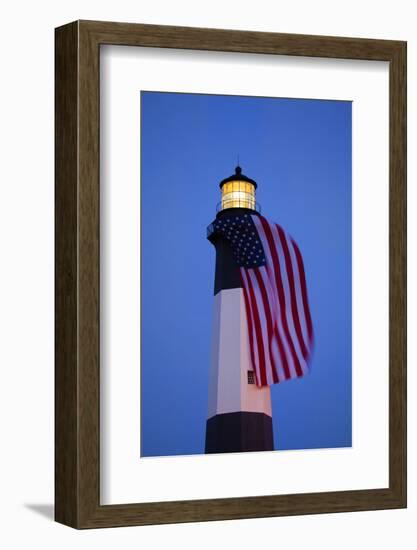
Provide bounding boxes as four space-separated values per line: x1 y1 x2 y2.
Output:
140 91 352 457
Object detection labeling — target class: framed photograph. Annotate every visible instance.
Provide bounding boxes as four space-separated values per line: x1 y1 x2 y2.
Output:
55 20 406 528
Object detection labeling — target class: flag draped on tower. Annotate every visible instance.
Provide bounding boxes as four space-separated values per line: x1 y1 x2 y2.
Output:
210 213 314 387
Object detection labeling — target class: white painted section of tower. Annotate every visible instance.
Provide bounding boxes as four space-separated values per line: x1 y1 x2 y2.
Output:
207 287 272 419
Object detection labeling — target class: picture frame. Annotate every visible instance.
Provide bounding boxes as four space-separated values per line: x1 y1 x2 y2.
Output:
55 20 406 529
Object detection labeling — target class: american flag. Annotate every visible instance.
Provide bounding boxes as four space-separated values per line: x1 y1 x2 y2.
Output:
211 213 314 387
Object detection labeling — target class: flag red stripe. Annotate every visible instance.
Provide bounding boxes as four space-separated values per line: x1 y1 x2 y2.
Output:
248 269 273 386
244 269 268 387
257 265 291 382
291 238 314 343
259 217 304 377
273 324 291 381
256 218 300 378
240 269 261 385
276 225 309 360
253 268 280 384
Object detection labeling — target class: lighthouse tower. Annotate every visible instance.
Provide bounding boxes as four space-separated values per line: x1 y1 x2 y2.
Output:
205 166 274 454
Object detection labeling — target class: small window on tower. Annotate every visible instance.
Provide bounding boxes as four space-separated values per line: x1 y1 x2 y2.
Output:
247 370 255 385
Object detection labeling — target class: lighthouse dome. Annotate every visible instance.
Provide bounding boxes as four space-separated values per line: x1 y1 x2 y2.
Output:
219 165 258 189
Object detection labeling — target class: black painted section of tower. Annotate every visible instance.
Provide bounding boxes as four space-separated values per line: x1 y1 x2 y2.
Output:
208 208 259 296
205 412 274 453
211 237 242 295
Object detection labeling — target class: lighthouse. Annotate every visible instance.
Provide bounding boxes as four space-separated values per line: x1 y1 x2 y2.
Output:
205 166 274 454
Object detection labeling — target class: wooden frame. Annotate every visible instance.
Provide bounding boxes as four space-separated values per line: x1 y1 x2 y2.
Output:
55 20 407 529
